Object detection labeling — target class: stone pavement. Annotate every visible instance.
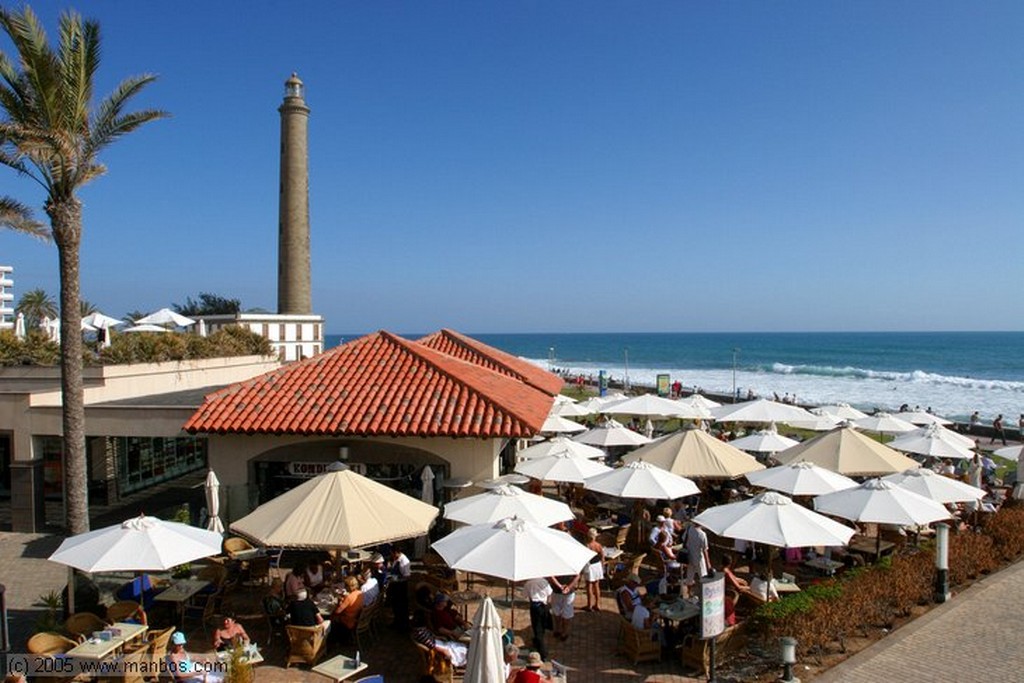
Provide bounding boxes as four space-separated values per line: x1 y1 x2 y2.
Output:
815 557 1024 683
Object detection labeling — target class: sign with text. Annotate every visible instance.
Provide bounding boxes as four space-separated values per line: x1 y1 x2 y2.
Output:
598 370 608 396
656 374 670 397
700 572 726 639
289 462 334 478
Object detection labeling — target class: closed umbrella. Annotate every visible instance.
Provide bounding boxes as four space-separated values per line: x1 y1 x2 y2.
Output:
623 428 765 479
776 427 919 476
584 460 700 500
573 419 652 448
517 436 605 461
515 452 612 484
465 596 505 683
204 469 225 534
728 423 800 454
416 465 437 557
197 318 208 338
881 468 986 504
745 461 858 497
14 312 25 339
444 484 573 527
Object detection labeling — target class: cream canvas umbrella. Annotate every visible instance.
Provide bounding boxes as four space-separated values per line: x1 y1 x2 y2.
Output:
776 427 919 476
887 424 975 460
573 419 652 448
623 428 765 479
540 414 587 434
583 459 700 500
814 478 951 527
465 596 505 683
514 451 612 484
204 469 225 534
444 484 573 526
853 412 917 435
518 436 605 461
745 461 858 497
711 398 815 425
728 423 800 454
693 491 857 549
882 468 986 504
230 464 439 549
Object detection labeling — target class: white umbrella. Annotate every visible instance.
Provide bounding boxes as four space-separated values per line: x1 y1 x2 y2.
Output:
693 490 857 549
573 419 652 448
14 312 25 339
478 473 531 489
551 401 591 418
49 514 224 573
994 445 1024 460
230 465 439 549
40 316 59 342
577 393 626 413
787 413 843 432
514 451 612 484
893 411 953 426
745 461 858 497
204 469 225 534
711 398 815 425
433 516 596 581
540 414 587 434
444 484 573 526
123 323 170 333
465 596 505 683
82 312 125 330
887 424 975 460
517 436 605 461
853 412 917 435
815 404 868 420
681 394 721 411
197 318 208 338
583 460 700 500
728 423 800 454
135 307 195 328
552 394 576 405
814 478 952 527
599 394 702 420
882 468 986 504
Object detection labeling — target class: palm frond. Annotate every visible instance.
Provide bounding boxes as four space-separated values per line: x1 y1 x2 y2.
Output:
0 196 49 241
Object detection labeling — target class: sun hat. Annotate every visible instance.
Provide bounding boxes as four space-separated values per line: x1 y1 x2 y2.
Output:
296 589 308 601
371 553 384 564
587 528 598 538
527 651 543 667
656 515 666 522
171 632 186 645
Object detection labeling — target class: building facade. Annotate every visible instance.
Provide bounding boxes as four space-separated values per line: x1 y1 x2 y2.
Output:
199 312 323 362
0 266 13 329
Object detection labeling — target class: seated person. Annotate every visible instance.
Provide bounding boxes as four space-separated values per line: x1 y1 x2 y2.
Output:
212 614 250 652
330 576 363 641
370 553 388 589
630 593 656 631
167 631 223 683
724 590 739 626
654 525 678 561
262 579 287 630
305 559 325 593
616 574 643 618
430 593 468 640
748 568 779 603
284 561 307 602
411 612 468 668
503 644 520 681
513 652 545 683
359 568 380 607
721 555 750 593
288 589 330 634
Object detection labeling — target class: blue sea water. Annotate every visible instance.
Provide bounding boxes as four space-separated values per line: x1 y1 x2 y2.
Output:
325 332 1024 422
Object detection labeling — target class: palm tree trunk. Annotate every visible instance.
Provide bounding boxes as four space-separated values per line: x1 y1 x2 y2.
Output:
49 198 89 535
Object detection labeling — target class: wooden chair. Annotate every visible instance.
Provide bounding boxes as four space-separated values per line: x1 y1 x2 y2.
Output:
97 645 149 683
64 612 109 642
262 593 288 646
147 626 175 663
609 552 647 589
106 601 147 625
27 632 77 655
618 619 661 664
354 602 378 651
285 624 327 668
185 588 223 636
197 564 229 592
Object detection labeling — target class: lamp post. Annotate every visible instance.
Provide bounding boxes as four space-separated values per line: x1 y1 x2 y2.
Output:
935 522 950 603
779 636 799 683
732 348 741 403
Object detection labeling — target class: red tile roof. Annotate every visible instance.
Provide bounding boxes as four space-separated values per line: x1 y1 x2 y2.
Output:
417 329 563 396
184 330 557 438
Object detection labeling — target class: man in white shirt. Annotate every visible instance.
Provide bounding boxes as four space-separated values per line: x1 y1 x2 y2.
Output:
387 547 412 629
360 569 379 607
523 577 553 662
684 522 711 591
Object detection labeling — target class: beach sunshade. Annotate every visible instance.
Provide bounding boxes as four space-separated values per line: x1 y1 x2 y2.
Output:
776 427 920 476
465 596 505 683
893 411 953 426
540 414 587 434
13 312 25 340
887 424 975 460
517 436 606 461
551 401 592 418
82 312 125 330
444 484 573 527
623 428 765 479
599 394 704 420
994 445 1024 460
134 307 195 328
711 398 815 425
577 393 626 413
553 394 576 405
478 473 531 489
882 468 986 504
584 459 700 500
573 419 652 448
197 318 208 338
815 404 868 420
123 323 170 333
693 491 857 548
230 465 439 549
204 469 225 534
853 412 917 435
728 423 800 453
49 515 223 573
787 413 842 432
814 478 952 527
681 394 721 411
432 516 596 581
745 461 858 497
514 452 612 484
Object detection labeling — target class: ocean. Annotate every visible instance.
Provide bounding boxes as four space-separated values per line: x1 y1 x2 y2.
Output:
325 332 1024 423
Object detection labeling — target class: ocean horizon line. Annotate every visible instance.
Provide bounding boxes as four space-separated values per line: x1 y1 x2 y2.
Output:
326 329 1024 337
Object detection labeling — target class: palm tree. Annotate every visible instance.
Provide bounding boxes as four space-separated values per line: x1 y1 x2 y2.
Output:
0 7 166 533
16 288 57 330
0 197 47 239
79 299 98 318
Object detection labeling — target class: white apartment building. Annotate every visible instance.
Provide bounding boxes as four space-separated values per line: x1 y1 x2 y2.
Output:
199 312 324 362
0 266 13 329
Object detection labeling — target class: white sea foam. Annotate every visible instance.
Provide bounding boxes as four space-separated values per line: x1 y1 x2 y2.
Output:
528 358 1023 422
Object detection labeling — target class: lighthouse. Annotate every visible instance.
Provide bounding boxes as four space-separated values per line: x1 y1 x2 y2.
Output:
277 73 312 315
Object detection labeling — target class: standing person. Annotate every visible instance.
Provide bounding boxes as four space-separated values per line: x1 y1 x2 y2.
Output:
583 528 604 612
1019 414 1024 441
549 572 580 642
969 411 981 434
523 576 552 662
387 546 412 630
992 414 1008 445
1015 446 1024 500
684 521 711 596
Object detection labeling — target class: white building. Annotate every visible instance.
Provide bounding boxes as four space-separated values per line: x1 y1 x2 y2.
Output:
0 266 13 329
199 312 323 362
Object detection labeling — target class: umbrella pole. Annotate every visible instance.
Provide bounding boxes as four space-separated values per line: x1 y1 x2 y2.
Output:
509 580 515 630
67 567 76 614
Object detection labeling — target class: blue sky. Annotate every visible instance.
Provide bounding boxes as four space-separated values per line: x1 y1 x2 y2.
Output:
2 1 1022 333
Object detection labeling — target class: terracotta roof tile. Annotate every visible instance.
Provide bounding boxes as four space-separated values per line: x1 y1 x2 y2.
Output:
184 330 557 437
416 329 563 396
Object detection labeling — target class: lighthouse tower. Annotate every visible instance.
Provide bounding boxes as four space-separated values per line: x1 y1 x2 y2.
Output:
278 73 312 314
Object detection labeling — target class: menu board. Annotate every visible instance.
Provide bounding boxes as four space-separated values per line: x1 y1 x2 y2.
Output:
700 572 726 639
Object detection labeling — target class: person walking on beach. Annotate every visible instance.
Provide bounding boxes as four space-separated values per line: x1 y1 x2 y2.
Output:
991 414 1007 445
970 411 981 434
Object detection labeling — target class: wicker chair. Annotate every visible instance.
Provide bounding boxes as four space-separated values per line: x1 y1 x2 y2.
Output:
285 624 326 668
618 619 661 664
223 536 254 558
64 612 109 642
107 600 147 625
147 625 175 662
97 645 149 683
27 632 78 655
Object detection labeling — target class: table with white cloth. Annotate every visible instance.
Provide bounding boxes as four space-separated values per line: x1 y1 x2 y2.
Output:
312 654 368 682
655 598 701 626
